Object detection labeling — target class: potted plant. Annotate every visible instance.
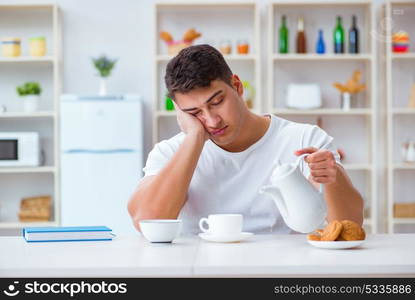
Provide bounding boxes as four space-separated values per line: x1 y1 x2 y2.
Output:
16 81 42 112
92 55 117 96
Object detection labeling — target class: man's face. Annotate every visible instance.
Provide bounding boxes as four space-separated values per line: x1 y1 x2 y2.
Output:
174 76 247 146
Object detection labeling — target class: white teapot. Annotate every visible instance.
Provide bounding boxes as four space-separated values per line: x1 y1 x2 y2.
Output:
259 154 327 233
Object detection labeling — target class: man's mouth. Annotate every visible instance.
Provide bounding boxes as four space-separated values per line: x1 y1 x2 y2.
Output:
210 126 228 136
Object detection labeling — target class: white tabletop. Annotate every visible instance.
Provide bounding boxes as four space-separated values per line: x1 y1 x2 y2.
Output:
1 234 415 277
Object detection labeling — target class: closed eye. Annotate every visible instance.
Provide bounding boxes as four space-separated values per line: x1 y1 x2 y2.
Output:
211 97 224 106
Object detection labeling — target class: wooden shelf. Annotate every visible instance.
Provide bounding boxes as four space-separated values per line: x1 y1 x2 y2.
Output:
0 56 55 63
0 111 55 119
392 53 415 60
156 54 258 62
272 0 372 6
0 166 56 174
273 54 372 61
273 108 372 115
392 108 415 115
156 2 256 9
393 163 415 170
386 1 415 233
393 218 415 225
343 164 372 171
0 221 57 229
269 0 377 234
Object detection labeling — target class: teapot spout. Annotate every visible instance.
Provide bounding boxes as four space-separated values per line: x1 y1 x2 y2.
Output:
259 185 289 221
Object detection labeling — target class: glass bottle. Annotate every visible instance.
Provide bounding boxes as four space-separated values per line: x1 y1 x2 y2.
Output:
348 15 359 54
279 15 289 54
165 95 174 111
334 16 345 53
316 29 326 54
296 17 306 54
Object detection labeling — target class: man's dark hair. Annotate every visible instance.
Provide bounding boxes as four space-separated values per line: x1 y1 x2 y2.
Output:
165 44 233 99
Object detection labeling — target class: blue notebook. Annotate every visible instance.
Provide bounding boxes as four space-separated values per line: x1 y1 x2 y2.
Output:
23 226 115 242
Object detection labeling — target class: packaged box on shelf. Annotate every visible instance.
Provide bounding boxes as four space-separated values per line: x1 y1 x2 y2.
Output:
394 203 415 218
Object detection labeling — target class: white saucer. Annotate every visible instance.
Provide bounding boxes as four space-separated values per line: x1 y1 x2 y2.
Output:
307 239 365 249
198 232 253 243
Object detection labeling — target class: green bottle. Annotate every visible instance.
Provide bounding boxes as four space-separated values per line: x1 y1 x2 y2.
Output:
279 15 289 54
334 16 344 53
165 95 174 111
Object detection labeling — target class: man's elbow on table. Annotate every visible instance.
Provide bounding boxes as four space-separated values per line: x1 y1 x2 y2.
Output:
127 190 160 233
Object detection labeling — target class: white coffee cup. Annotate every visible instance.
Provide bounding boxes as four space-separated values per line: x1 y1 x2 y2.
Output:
199 214 243 236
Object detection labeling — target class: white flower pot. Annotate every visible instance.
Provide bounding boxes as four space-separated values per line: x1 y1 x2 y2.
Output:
99 78 107 96
22 95 40 112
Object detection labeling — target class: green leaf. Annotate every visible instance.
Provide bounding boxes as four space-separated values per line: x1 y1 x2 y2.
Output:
16 81 42 96
92 55 117 78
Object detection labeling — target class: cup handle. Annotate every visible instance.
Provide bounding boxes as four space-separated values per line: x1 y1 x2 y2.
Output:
199 218 209 233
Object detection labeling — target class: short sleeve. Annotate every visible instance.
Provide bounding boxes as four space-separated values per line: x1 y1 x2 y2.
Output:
299 125 342 179
142 133 184 177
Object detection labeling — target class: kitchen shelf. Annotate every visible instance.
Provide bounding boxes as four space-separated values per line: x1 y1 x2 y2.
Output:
156 108 261 117
273 54 372 61
393 163 415 170
343 164 372 171
0 56 55 63
363 218 371 226
0 166 56 174
0 3 62 230
153 2 260 143
385 1 415 233
0 221 57 228
156 54 258 62
269 1 378 233
0 111 55 119
392 108 415 114
393 218 415 225
391 53 415 60
273 108 371 115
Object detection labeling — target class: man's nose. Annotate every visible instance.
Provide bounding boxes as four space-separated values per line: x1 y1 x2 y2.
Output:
203 111 222 128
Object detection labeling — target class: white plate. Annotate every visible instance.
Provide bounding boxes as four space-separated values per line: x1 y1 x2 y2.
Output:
198 232 253 243
307 239 365 249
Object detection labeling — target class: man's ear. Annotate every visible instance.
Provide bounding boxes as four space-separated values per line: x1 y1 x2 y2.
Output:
230 74 243 97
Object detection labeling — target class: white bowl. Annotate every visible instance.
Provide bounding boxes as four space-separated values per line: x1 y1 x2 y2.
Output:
139 219 182 243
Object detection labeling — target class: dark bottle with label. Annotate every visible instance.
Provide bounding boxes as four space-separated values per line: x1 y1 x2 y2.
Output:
279 15 289 54
334 16 345 53
296 17 306 54
348 15 359 53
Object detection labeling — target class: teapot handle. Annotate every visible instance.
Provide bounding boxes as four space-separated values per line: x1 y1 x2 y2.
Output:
296 153 325 195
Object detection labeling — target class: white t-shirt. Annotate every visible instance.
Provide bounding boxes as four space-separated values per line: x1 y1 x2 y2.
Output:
143 115 341 235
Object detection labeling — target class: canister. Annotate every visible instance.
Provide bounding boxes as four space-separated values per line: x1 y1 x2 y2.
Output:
1 37 21 57
29 37 46 56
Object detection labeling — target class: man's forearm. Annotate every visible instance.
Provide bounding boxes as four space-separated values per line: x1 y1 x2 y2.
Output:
129 131 205 221
323 164 364 225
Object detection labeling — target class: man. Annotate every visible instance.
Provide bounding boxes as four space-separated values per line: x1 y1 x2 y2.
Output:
128 44 363 235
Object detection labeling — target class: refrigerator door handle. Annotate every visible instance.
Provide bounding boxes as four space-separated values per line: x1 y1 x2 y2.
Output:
63 149 137 154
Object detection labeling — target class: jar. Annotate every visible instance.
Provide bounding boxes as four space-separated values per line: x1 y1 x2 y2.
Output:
236 39 249 55
1 37 21 57
219 40 232 55
29 37 46 56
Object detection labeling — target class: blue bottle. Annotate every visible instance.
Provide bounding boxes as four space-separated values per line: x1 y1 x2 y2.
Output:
316 29 326 54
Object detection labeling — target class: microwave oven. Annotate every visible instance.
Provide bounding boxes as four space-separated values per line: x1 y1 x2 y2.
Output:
0 132 40 167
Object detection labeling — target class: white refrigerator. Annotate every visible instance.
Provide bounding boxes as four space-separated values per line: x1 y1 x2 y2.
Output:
60 95 143 234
